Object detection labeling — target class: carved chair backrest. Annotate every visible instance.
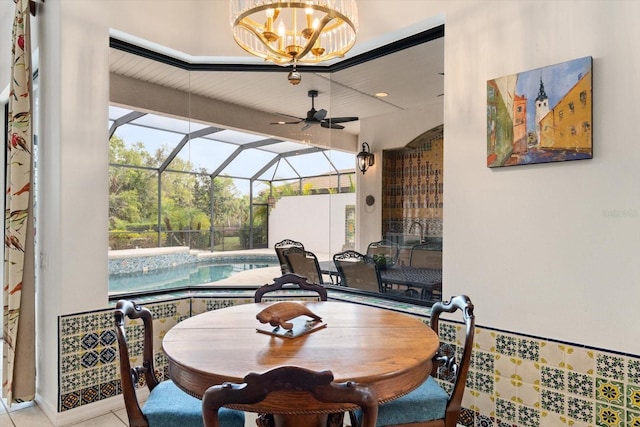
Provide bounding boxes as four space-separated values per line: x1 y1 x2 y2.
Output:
429 295 475 425
202 366 378 427
254 273 328 302
114 299 159 427
274 239 304 274
284 247 324 285
333 250 383 293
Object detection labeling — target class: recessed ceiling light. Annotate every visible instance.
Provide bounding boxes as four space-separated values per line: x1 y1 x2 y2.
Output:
375 92 388 97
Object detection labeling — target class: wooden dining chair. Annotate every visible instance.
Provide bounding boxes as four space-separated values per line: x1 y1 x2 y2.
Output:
202 366 379 427
333 250 384 293
274 238 304 274
254 272 328 302
283 246 325 284
114 300 245 427
351 295 475 427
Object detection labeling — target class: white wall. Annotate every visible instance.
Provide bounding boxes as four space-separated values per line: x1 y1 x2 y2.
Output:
269 193 356 257
3 0 640 423
441 0 640 355
358 1 640 355
33 0 111 422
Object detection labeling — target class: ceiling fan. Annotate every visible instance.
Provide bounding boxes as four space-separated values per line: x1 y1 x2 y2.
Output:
271 90 359 130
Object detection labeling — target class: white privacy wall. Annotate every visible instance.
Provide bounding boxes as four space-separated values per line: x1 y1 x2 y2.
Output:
440 1 640 354
269 193 356 257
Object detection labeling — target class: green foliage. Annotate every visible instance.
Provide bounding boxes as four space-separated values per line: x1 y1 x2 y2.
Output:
109 136 250 249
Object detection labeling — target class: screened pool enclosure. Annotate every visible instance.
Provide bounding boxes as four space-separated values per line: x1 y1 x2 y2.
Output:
108 105 357 251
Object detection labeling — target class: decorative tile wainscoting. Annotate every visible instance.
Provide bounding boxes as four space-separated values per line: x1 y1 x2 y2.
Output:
58 293 640 427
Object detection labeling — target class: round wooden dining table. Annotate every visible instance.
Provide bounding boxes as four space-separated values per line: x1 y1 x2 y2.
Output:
162 301 439 427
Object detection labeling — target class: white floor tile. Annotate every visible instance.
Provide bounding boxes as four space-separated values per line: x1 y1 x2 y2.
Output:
64 413 127 427
0 413 15 426
6 404 53 427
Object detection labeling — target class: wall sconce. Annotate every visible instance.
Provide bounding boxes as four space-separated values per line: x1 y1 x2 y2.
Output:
357 142 375 174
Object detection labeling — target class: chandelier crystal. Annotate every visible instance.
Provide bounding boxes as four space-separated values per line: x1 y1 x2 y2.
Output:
230 0 358 65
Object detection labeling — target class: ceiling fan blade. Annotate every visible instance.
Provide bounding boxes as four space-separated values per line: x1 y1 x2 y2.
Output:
321 122 345 130
301 122 314 131
270 121 303 125
276 112 305 121
313 109 327 121
324 116 359 124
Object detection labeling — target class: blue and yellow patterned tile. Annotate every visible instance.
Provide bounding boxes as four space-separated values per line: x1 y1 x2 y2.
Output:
475 372 495 395
539 411 575 426
516 359 540 385
541 388 565 415
470 390 494 419
474 329 496 353
597 353 625 381
496 334 518 357
494 375 520 403
567 396 594 423
495 397 516 423
627 409 640 427
628 358 640 386
540 341 567 368
518 382 540 407
595 403 624 427
596 377 625 406
518 338 540 362
494 354 519 378
517 404 540 427
474 413 494 426
566 346 596 375
568 370 594 398
473 350 495 373
627 384 640 412
60 391 81 411
438 322 457 343
541 365 566 391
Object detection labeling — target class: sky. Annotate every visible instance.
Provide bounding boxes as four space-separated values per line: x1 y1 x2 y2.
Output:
514 56 592 133
109 105 356 195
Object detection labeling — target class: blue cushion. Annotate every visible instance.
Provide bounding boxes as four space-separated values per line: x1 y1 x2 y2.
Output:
355 376 449 426
143 380 245 427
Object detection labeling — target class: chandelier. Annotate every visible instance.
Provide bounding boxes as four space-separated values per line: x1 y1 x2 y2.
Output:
230 1 358 66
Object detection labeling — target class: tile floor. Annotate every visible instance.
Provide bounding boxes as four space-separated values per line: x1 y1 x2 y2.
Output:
0 390 260 427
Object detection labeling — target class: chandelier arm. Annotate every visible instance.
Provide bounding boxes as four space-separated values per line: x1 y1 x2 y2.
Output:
231 0 358 65
235 23 295 64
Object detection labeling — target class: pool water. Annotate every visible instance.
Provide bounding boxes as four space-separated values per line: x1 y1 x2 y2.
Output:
109 261 277 293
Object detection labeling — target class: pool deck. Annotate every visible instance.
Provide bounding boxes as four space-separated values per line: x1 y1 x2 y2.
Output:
202 248 333 287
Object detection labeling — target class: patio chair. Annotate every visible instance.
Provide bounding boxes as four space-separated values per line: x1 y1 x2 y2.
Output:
410 244 443 301
333 250 384 293
351 295 475 427
254 272 327 302
410 244 443 270
366 240 400 268
114 300 245 427
284 246 325 284
202 366 379 427
274 238 304 274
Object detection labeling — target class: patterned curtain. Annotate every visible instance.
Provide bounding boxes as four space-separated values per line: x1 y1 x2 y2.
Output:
3 0 36 404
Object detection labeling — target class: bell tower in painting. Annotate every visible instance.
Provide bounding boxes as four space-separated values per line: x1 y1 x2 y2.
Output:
534 78 550 146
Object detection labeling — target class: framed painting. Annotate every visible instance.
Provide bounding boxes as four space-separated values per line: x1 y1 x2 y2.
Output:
487 56 593 167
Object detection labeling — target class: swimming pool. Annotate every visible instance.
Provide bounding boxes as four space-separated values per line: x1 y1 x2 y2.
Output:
108 260 277 294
